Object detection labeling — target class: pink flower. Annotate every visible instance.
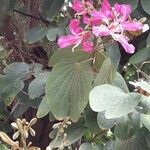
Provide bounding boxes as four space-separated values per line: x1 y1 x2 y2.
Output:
92 0 143 53
58 19 93 52
72 0 93 16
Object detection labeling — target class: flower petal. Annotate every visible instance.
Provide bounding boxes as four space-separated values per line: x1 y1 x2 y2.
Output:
122 21 143 31
82 40 93 52
58 35 80 48
114 4 131 22
101 0 111 13
72 0 83 13
117 35 135 53
93 25 110 36
69 19 83 35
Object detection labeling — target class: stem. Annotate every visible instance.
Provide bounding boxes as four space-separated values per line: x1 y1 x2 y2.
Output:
20 132 27 150
13 9 50 24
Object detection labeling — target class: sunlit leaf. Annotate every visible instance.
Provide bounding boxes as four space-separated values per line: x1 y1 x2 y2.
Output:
89 84 141 119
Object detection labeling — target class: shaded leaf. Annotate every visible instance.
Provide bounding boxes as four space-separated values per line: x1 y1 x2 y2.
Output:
84 107 99 132
0 75 24 105
79 143 92 150
114 113 140 140
141 0 150 15
112 72 129 93
24 26 47 44
28 71 50 99
49 47 92 66
3 62 30 79
46 59 92 121
115 128 150 150
37 97 50 118
97 112 116 129
129 47 150 64
46 26 65 41
106 44 121 68
94 58 116 86
42 0 65 19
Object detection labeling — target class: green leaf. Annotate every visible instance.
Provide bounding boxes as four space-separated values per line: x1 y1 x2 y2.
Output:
140 95 150 114
147 33 150 47
49 47 92 66
0 144 9 150
24 26 47 44
114 113 140 140
141 0 150 15
94 58 116 86
112 72 129 93
3 62 30 79
46 59 92 121
46 26 65 41
50 121 86 148
84 107 99 132
97 112 116 129
37 97 50 118
79 143 92 150
106 44 121 68
129 47 150 64
141 114 150 132
89 84 141 119
109 0 138 10
79 143 103 150
28 71 50 99
115 128 150 150
42 0 65 19
0 75 24 105
92 51 106 72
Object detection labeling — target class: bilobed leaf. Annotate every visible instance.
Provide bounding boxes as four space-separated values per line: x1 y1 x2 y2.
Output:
37 97 50 118
3 62 30 79
28 71 50 99
141 0 150 15
46 26 65 41
24 26 47 44
94 57 116 86
0 75 24 105
115 128 150 150
129 47 150 64
97 112 116 129
46 59 92 121
89 84 141 119
49 47 92 66
114 113 140 140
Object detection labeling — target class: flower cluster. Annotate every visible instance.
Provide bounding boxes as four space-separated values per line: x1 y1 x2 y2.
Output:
58 0 147 53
